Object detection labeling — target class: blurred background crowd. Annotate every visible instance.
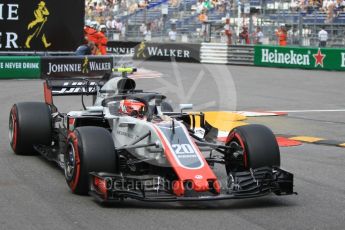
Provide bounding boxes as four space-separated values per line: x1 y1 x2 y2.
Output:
83 0 345 47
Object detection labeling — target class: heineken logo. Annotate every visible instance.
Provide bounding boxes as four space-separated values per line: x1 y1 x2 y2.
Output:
313 49 326 67
261 48 331 68
261 49 310 66
256 46 345 71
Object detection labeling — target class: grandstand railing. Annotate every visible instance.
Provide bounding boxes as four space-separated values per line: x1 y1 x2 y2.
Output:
87 0 345 47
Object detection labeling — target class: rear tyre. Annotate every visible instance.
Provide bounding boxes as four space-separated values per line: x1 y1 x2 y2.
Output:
65 126 117 195
9 102 52 155
226 124 280 172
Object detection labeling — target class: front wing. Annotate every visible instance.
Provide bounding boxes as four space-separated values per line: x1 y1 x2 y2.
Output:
89 167 295 203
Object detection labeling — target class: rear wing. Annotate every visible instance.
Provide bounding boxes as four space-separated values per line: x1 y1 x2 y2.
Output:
45 78 101 96
43 67 137 105
43 76 107 107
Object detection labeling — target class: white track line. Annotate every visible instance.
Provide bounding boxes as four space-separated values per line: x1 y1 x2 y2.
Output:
271 109 345 113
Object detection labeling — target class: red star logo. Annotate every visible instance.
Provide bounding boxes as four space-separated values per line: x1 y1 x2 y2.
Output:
313 49 326 67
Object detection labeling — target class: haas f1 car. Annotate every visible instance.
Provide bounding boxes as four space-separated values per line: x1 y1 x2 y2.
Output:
9 68 294 203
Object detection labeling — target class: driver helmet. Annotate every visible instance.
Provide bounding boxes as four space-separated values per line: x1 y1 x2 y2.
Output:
118 99 146 118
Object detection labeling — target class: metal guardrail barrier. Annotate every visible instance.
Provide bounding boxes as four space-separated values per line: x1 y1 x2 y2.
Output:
200 43 254 65
0 51 75 56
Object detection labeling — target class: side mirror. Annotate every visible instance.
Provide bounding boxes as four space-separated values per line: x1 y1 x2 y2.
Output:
179 104 193 113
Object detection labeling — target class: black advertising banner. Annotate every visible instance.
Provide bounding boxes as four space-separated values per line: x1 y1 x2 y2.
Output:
41 56 113 78
0 0 84 51
107 41 201 63
107 41 139 56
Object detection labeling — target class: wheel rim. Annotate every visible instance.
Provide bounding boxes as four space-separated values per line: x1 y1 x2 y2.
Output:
9 111 17 150
229 140 244 157
228 132 248 169
65 142 76 181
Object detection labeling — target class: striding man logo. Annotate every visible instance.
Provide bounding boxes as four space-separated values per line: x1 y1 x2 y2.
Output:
25 1 51 49
82 57 89 74
136 41 146 58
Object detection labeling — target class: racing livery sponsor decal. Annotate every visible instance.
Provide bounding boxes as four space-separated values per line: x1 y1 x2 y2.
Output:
157 122 203 169
50 80 98 95
0 0 84 51
107 41 201 63
0 56 40 79
107 41 137 55
255 45 345 71
41 56 113 78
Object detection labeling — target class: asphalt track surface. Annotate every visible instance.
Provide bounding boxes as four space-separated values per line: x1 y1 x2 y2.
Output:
1 62 345 230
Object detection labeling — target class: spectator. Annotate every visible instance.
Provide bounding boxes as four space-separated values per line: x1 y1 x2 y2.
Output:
169 27 177 41
254 26 264 44
196 1 204 14
223 18 232 45
105 16 113 29
93 25 108 55
198 10 208 38
139 23 147 36
276 25 287 46
144 23 152 41
198 10 208 23
121 22 126 39
203 0 213 10
114 18 123 32
239 26 250 44
169 0 180 7
318 26 328 47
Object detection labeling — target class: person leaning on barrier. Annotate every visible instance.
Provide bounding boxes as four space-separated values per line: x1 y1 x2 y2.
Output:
318 26 328 47
75 41 96 55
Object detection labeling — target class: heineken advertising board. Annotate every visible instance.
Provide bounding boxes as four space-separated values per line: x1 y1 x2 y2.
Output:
254 45 345 71
0 0 84 51
0 56 40 79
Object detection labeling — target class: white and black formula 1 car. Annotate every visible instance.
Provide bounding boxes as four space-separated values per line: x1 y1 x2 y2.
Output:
9 68 295 203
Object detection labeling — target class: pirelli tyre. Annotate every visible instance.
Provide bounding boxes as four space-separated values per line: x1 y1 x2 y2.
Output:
9 102 52 155
65 126 117 195
226 124 280 171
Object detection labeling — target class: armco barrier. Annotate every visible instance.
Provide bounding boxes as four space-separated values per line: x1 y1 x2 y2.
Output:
254 45 345 71
200 43 254 65
2 45 344 80
0 56 41 79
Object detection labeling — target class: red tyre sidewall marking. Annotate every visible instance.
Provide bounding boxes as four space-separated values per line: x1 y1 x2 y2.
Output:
234 133 248 168
10 107 18 151
226 130 248 168
68 132 81 192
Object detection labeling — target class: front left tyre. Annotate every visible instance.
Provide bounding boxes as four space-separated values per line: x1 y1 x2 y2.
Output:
65 126 118 195
9 102 52 155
